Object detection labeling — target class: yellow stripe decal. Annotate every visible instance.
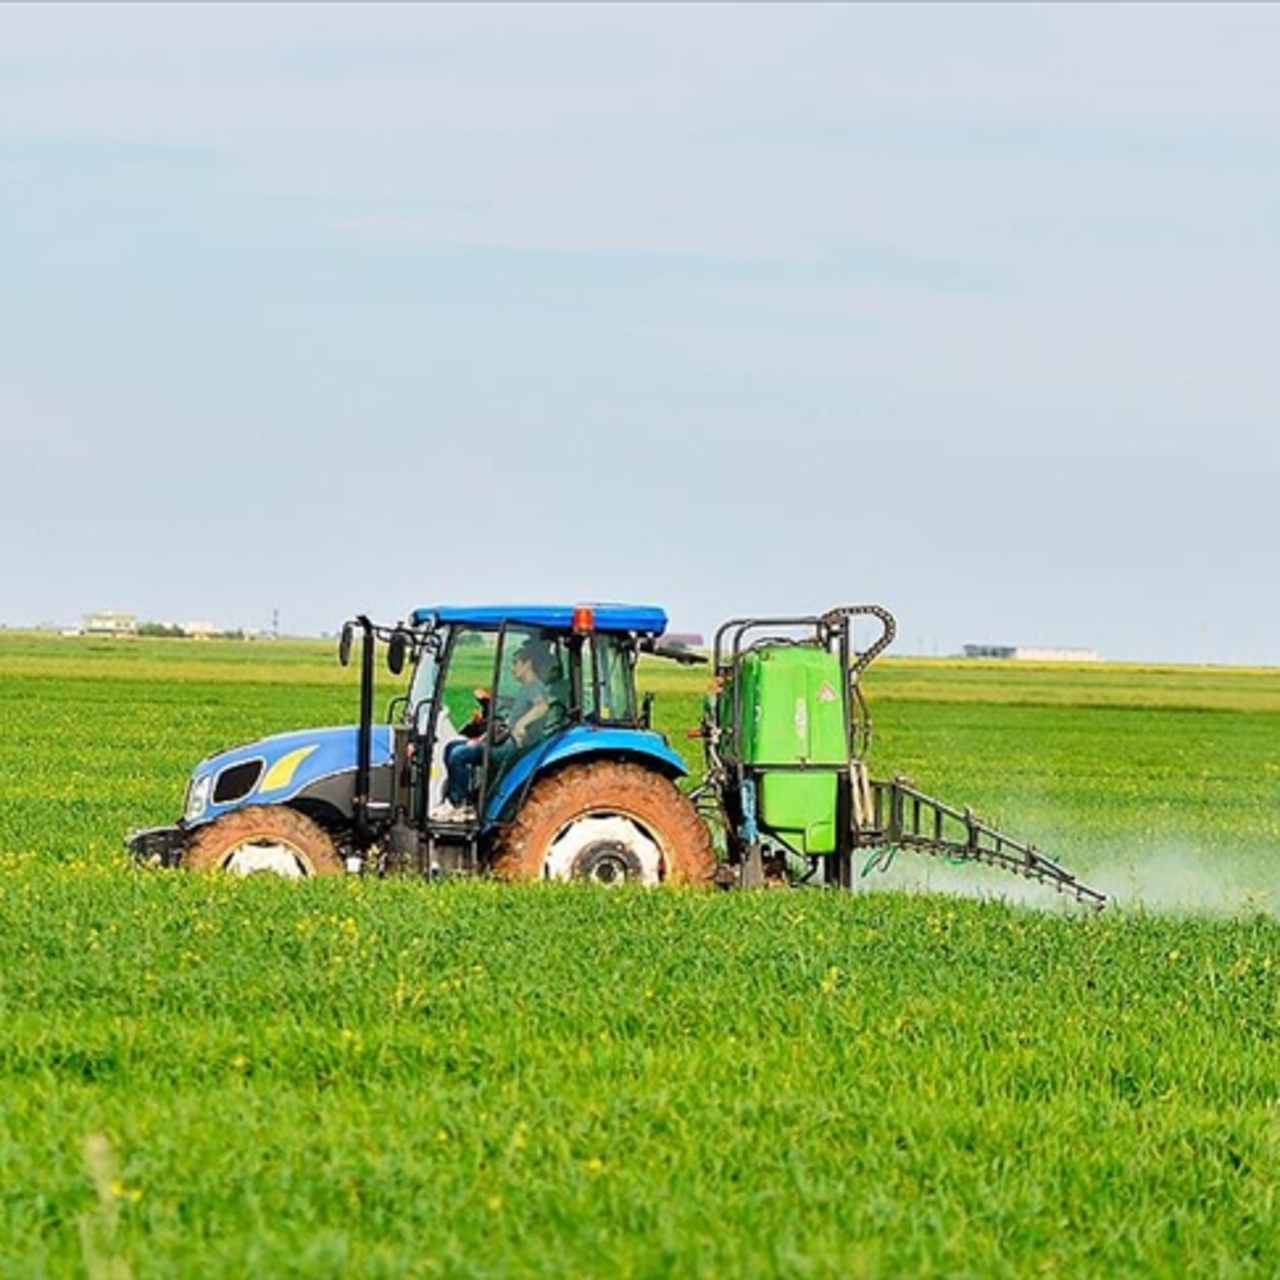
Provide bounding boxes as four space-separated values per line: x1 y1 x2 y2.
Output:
260 745 319 793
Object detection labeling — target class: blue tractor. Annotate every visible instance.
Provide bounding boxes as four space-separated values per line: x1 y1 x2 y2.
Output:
128 603 716 885
127 601 1105 906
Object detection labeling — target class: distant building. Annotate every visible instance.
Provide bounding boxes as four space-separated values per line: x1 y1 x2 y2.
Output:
82 611 137 637
963 644 1017 660
963 643 1101 662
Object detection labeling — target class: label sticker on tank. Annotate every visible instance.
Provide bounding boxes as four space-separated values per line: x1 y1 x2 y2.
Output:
794 697 808 742
817 682 837 703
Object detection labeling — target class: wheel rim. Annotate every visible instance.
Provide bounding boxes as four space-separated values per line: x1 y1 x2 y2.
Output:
220 839 310 878
543 814 664 885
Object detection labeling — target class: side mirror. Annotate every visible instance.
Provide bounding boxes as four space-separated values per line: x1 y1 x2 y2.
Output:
640 637 708 666
338 621 355 668
387 628 409 676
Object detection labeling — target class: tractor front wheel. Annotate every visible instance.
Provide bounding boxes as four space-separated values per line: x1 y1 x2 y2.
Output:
183 805 344 878
491 761 715 885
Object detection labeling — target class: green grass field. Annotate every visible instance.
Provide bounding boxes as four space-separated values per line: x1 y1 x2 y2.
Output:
3 633 1280 1275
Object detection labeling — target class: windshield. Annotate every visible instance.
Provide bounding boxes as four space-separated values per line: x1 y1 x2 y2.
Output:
407 626 446 732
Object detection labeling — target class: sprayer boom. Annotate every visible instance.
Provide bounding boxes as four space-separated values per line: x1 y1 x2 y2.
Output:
860 777 1107 909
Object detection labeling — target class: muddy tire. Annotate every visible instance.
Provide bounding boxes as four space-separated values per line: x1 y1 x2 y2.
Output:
491 761 715 886
184 805 344 878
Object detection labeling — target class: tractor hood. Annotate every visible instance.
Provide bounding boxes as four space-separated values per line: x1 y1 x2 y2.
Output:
182 724 394 827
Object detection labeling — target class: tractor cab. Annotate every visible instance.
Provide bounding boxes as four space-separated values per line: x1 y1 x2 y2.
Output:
382 605 690 848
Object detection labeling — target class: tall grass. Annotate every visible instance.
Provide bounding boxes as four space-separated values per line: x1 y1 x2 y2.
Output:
3 635 1280 1274
4 865 1280 1276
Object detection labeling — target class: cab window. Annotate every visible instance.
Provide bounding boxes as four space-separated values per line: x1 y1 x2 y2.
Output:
493 628 570 741
408 628 445 734
583 634 637 723
437 628 499 741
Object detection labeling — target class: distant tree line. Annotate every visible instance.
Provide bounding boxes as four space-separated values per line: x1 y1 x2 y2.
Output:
137 622 248 640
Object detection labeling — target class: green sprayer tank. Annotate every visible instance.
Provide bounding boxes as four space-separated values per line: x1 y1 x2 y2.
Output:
721 643 848 854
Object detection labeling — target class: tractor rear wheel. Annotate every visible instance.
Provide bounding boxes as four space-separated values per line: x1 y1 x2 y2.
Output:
491 761 715 885
184 805 344 878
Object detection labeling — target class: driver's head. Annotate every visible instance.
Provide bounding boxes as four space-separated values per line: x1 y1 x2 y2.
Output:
513 641 554 681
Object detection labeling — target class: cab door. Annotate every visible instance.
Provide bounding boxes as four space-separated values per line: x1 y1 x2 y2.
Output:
423 623 573 821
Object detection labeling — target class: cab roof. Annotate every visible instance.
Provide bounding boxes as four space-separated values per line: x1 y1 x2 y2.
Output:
408 603 668 636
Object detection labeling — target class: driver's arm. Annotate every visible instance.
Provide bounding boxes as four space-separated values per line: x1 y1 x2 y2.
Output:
512 693 549 746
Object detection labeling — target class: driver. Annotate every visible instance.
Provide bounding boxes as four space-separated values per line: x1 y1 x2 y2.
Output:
439 642 550 817
506 644 551 748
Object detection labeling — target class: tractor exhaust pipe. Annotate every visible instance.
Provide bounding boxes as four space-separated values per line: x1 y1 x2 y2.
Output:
338 615 377 849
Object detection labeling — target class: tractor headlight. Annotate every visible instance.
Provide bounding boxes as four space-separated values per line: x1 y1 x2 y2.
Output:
185 774 212 822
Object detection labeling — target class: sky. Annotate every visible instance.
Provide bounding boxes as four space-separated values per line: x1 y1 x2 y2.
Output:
1 4 1278 663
